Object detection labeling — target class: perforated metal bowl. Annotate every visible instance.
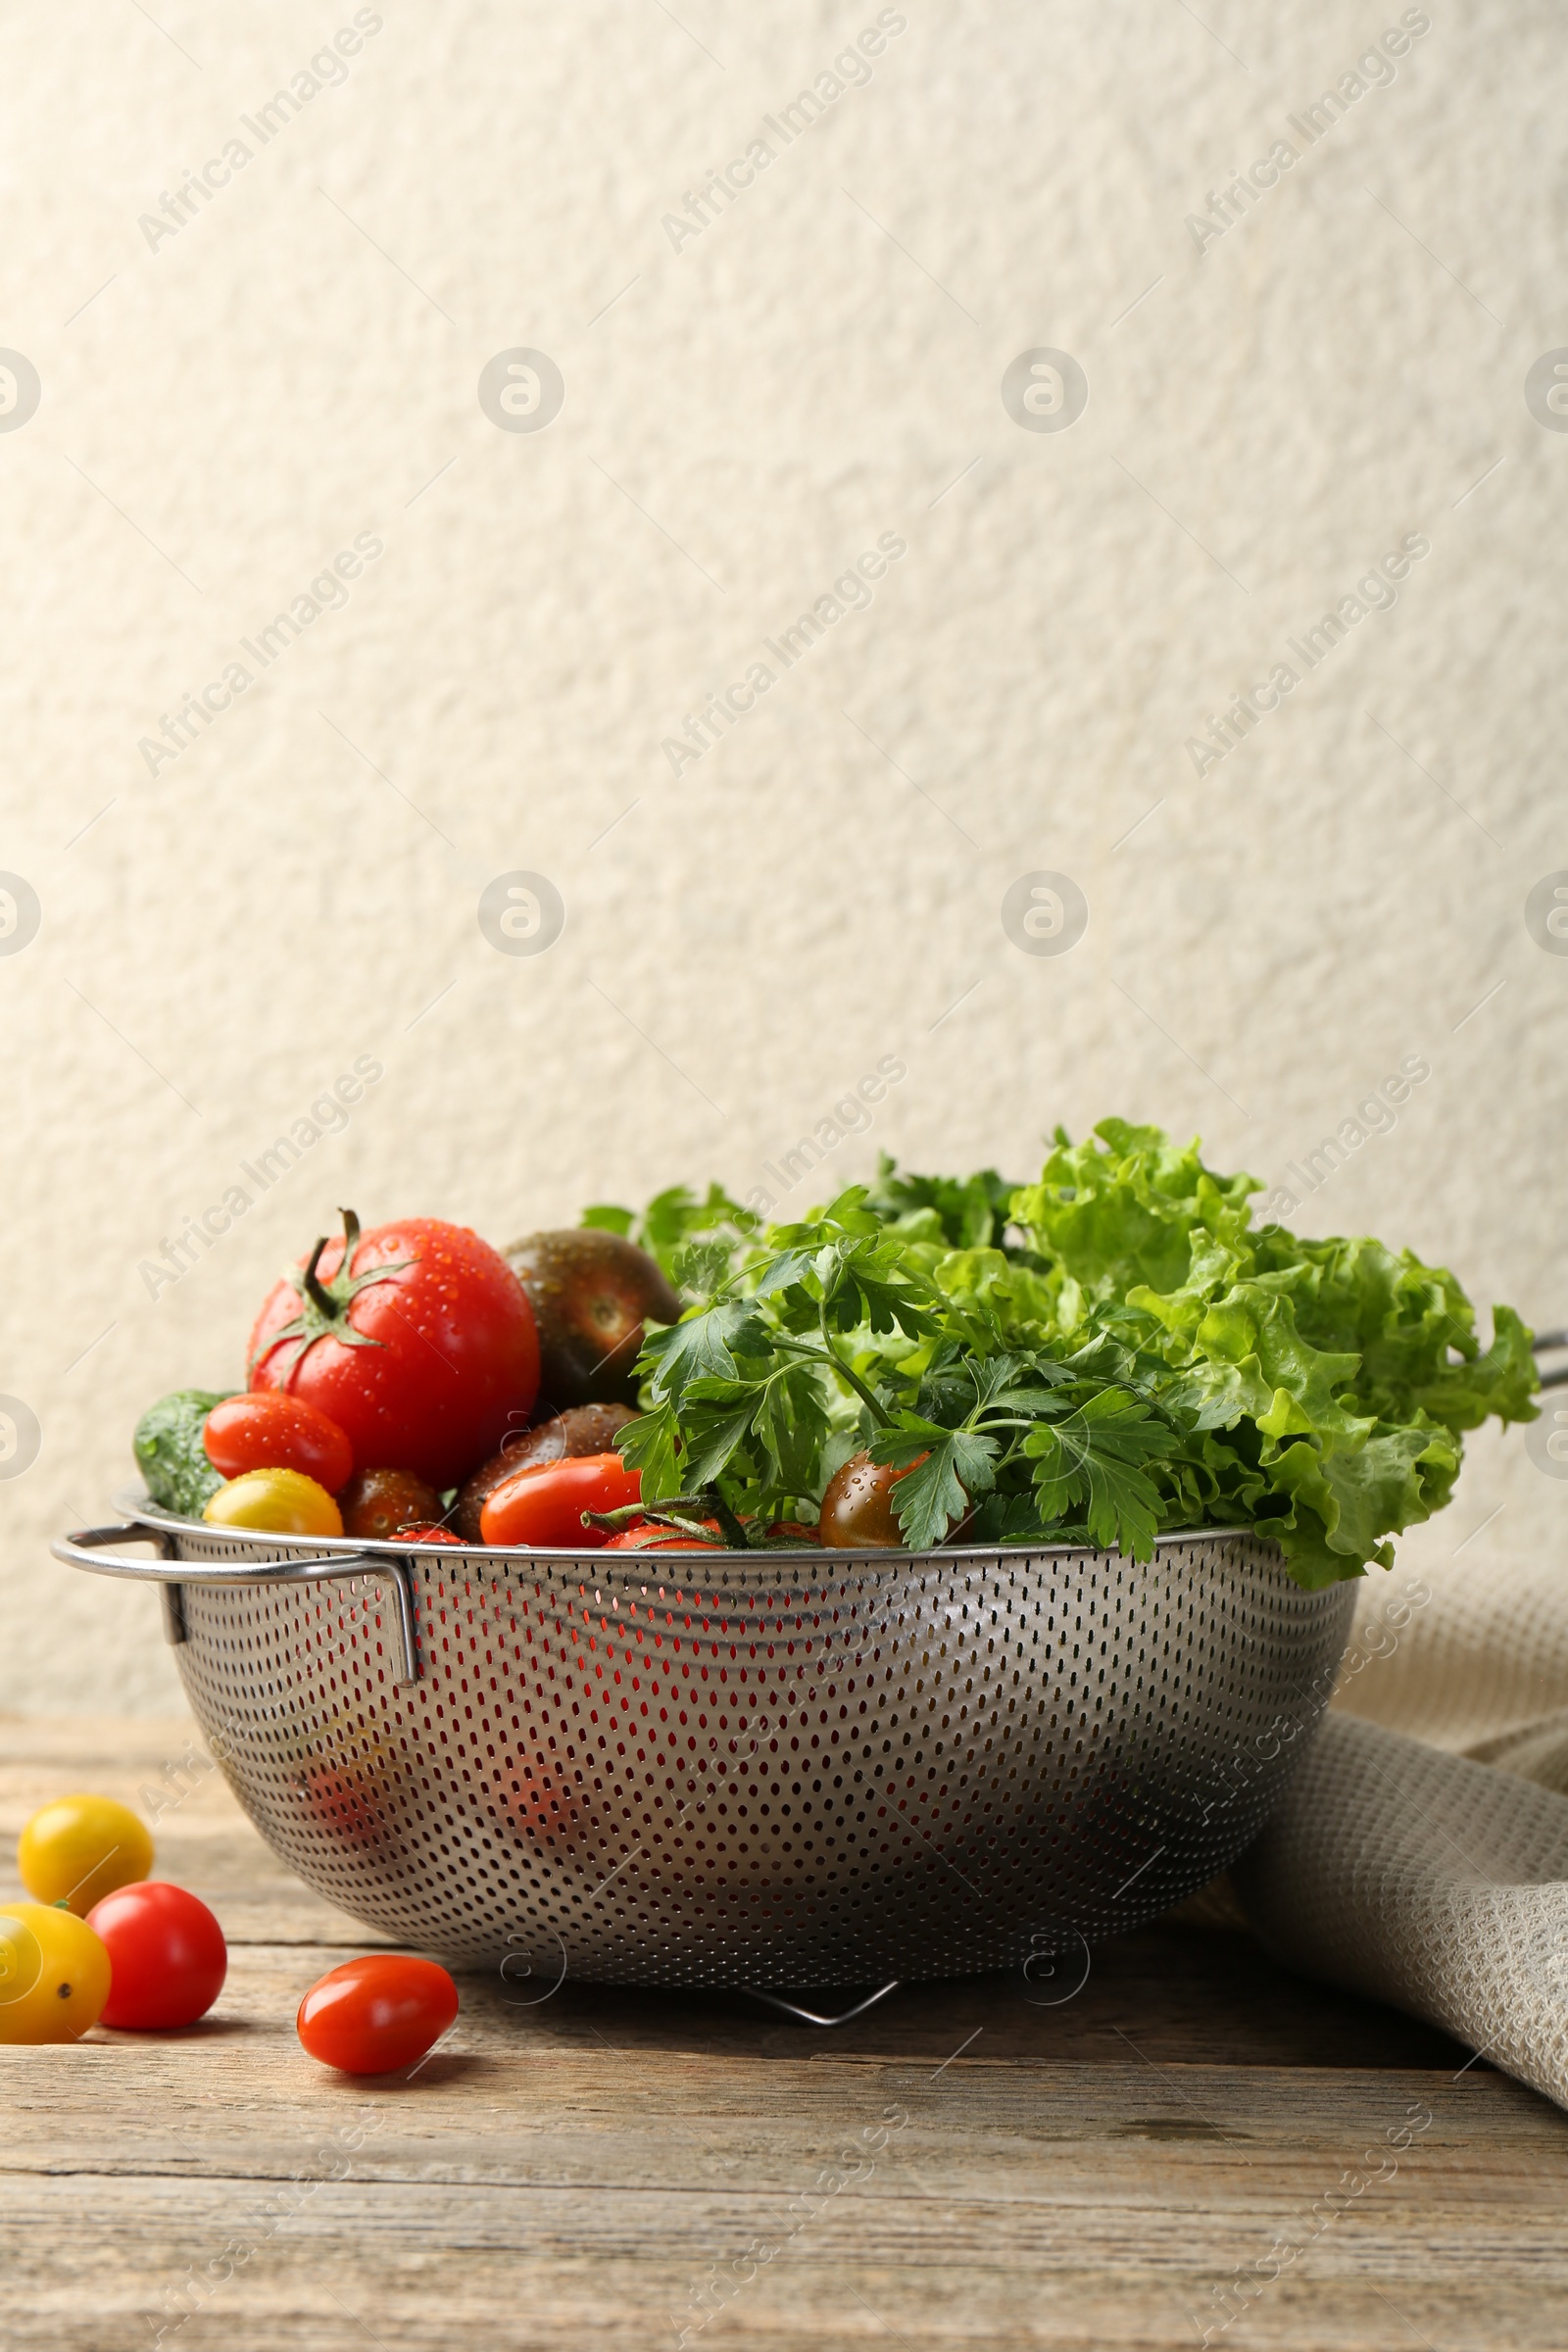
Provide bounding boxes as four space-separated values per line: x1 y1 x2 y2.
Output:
54 1499 1353 1991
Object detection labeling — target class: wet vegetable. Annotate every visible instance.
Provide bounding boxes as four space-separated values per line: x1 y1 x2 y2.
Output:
249 1209 539 1489
478 1453 642 1548
505 1231 679 1406
602 1516 722 1550
817 1451 921 1549
453 1402 635 1540
204 1467 344 1537
133 1389 232 1519
204 1391 353 1493
339 1466 444 1541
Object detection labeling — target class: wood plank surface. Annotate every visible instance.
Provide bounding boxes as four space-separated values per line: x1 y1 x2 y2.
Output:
2 1716 1565 2351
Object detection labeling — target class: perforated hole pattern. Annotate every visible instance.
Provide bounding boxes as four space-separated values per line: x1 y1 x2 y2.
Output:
165 1530 1353 1987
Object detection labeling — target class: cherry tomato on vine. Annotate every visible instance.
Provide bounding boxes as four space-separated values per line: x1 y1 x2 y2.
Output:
86 1883 227 2030
297 1954 459 2076
204 1467 344 1537
478 1453 641 1548
203 1392 352 1494
0 1903 112 2042
601 1516 722 1551
18 1793 154 1914
248 1210 539 1491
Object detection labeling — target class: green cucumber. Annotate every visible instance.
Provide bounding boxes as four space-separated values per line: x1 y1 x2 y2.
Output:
133 1388 234 1519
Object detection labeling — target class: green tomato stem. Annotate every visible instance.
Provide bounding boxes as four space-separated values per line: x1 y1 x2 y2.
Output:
651 1511 727 1546
301 1234 336 1320
583 1485 756 1549
704 1487 754 1549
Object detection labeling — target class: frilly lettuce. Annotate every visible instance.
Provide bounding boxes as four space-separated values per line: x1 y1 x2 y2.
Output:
1005 1119 1536 1586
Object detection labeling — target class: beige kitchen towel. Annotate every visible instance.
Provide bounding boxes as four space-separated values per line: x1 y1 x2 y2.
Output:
1332 1557 1568 1768
1219 1552 1568 2108
1232 1711 1568 2111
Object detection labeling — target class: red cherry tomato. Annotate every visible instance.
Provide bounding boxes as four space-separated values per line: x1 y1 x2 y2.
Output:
601 1513 816 1552
297 1954 459 2076
479 1453 641 1548
491 1762 579 1842
298 1758 386 1850
602 1516 723 1550
249 1209 539 1491
203 1392 353 1493
398 1523 466 1545
86 1882 227 2030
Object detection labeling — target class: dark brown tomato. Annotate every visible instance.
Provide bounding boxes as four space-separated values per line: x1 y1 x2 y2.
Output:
817 1450 926 1549
504 1232 680 1406
339 1466 445 1542
452 1401 635 1541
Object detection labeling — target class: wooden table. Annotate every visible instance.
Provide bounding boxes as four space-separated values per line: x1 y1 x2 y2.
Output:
3 1716 1566 2351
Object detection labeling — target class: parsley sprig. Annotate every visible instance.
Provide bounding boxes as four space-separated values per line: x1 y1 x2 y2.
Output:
612 1187 1183 1557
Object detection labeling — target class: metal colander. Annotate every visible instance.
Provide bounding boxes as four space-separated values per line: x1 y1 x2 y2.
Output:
54 1500 1353 1991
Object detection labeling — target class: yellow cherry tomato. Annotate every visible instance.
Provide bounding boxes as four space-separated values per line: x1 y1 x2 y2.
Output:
0 1902 112 2042
204 1467 344 1537
19 1793 155 1914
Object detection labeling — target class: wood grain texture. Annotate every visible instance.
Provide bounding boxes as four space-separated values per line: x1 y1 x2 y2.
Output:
2 1716 1566 2351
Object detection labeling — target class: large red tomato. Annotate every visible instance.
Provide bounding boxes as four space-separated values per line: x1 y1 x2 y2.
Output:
248 1210 539 1490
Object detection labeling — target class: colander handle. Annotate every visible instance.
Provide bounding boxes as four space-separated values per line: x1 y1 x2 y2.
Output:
50 1524 421 1688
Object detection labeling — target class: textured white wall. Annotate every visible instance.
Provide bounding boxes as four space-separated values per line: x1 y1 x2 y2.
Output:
1 0 1563 1711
